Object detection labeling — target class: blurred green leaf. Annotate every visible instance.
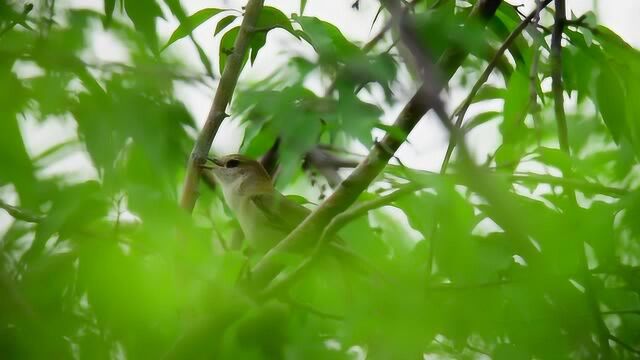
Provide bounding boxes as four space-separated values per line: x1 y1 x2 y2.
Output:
124 0 163 52
595 64 627 143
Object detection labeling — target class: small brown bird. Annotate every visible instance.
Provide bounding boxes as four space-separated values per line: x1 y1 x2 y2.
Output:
205 154 316 253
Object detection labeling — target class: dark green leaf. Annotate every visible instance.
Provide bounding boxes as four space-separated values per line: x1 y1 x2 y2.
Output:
214 14 237 36
218 26 240 74
103 0 116 26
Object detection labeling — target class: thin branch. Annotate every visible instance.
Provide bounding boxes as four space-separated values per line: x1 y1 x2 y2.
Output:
509 173 627 197
180 0 265 213
0 199 42 223
440 0 553 173
286 297 345 321
249 0 504 290
0 3 33 38
259 184 419 298
609 335 640 356
529 0 545 146
551 2 609 357
551 0 570 155
602 310 640 316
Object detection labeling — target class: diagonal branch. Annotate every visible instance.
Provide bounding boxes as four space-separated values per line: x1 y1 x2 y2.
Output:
249 0 503 290
0 199 42 223
180 0 265 213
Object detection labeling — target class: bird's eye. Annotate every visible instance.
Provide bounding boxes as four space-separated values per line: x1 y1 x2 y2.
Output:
225 159 240 168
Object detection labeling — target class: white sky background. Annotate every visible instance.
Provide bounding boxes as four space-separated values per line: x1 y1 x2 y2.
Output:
10 0 640 193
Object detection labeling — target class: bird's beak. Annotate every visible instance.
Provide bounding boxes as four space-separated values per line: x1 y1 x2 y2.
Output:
210 157 224 166
200 156 223 169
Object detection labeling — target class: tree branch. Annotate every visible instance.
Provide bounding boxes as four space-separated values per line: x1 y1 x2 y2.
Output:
0 199 42 223
609 335 640 356
551 0 570 155
249 0 504 290
180 0 265 213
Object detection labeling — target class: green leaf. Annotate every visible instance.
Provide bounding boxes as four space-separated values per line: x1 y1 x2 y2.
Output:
256 6 297 38
218 26 240 74
293 15 361 63
103 0 116 26
375 124 408 142
214 14 237 36
533 147 573 174
595 64 627 143
299 0 308 15
502 69 529 141
163 8 225 50
249 31 267 64
463 111 500 131
284 194 315 206
23 181 108 263
241 123 277 158
124 0 163 52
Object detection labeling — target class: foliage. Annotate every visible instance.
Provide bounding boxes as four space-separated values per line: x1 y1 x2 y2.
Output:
1 0 640 359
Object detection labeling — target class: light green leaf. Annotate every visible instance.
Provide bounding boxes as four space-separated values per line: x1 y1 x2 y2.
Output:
595 64 627 143
163 8 225 50
256 6 297 38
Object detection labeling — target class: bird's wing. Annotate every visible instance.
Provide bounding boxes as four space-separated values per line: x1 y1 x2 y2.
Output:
249 192 311 234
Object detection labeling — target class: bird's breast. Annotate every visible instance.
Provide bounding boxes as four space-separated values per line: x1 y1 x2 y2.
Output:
235 198 286 252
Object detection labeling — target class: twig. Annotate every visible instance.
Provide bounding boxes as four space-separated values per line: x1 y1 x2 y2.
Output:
602 310 640 316
0 3 33 38
551 2 610 357
509 172 627 197
0 199 42 223
180 0 265 213
529 0 545 146
609 335 640 356
258 183 420 298
551 0 570 155
284 296 345 321
440 0 553 173
249 0 503 290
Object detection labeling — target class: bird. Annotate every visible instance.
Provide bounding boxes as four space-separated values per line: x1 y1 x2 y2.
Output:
203 154 319 253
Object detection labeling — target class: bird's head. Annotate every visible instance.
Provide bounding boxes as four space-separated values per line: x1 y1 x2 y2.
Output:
204 154 273 197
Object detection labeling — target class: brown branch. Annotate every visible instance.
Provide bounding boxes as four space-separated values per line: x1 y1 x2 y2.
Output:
551 0 570 155
180 0 265 213
551 2 609 357
441 0 553 173
249 0 503 290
